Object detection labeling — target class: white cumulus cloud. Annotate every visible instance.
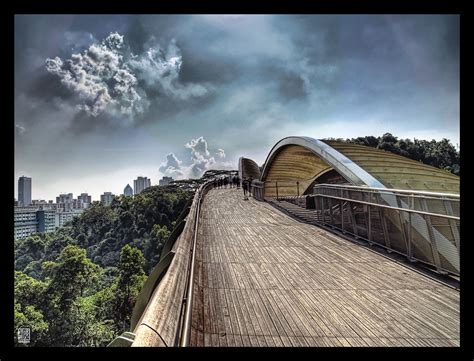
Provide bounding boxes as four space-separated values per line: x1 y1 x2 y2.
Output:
216 148 226 158
159 137 232 179
128 38 209 100
45 32 208 119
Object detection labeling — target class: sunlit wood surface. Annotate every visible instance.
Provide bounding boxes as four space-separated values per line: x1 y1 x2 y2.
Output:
325 141 459 194
190 188 459 347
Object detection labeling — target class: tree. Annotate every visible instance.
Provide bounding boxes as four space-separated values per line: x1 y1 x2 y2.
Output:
324 133 460 175
43 245 101 346
14 271 50 346
14 184 193 346
15 271 47 308
111 245 147 333
14 303 49 346
144 224 170 272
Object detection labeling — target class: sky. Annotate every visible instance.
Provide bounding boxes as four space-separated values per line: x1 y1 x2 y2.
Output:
14 14 459 201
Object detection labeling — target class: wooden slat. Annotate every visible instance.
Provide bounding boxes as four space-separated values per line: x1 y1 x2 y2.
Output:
183 188 460 347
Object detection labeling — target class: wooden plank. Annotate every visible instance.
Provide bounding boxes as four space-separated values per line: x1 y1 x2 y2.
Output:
186 187 459 348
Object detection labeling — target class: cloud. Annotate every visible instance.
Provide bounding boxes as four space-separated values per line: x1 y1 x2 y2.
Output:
158 152 185 178
15 124 26 135
185 136 211 158
45 32 208 119
63 31 97 53
128 38 209 100
45 32 145 118
216 148 226 158
184 136 215 177
160 136 232 179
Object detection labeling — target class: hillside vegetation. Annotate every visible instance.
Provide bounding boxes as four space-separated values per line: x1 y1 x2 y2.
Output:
14 185 193 346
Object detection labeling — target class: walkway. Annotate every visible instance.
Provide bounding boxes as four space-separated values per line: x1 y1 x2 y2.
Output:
190 188 460 347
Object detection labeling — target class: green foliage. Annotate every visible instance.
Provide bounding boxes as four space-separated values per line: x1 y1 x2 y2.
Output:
45 245 101 304
14 303 49 346
110 245 147 333
145 224 170 271
14 185 193 346
14 271 47 308
326 133 460 176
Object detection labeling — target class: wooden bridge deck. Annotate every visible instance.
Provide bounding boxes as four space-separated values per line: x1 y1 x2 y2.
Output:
190 188 460 347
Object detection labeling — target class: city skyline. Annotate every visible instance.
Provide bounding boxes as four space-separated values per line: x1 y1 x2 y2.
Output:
14 175 161 202
15 15 459 201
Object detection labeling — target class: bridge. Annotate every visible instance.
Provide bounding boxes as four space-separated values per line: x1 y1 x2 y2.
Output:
109 136 460 347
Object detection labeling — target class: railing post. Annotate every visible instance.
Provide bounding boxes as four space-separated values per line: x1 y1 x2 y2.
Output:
420 198 444 273
396 196 410 255
296 181 299 197
329 197 334 226
367 204 372 244
321 196 325 224
408 211 413 261
276 181 279 200
407 194 414 261
443 198 460 252
340 188 344 233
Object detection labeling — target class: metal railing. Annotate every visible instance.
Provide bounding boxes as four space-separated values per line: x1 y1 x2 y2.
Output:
250 180 265 200
275 183 459 276
177 180 215 346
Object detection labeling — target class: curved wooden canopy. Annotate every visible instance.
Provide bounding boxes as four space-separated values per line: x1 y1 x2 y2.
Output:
238 157 261 181
257 136 459 197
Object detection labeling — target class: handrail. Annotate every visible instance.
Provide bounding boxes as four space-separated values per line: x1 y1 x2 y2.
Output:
276 183 460 275
131 179 214 347
178 180 214 347
310 194 459 221
314 183 460 199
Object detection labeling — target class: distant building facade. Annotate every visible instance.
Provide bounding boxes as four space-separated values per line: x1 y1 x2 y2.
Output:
77 193 92 209
100 192 115 206
14 206 38 239
159 176 174 186
14 205 56 240
56 192 91 211
123 184 133 196
134 176 151 195
55 209 84 228
18 176 32 207
56 193 74 211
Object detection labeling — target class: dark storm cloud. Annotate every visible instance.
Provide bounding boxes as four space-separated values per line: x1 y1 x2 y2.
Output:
15 15 459 199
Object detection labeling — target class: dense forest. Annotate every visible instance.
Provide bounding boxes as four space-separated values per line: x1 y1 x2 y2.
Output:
14 185 193 346
324 133 460 175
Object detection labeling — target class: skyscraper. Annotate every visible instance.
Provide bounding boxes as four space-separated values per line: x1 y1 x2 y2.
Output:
56 193 74 211
159 176 174 186
18 176 32 207
123 184 133 196
134 176 151 195
77 193 92 208
100 192 115 206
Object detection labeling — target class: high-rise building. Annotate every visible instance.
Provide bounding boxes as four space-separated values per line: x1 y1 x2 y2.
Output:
37 208 56 234
18 176 32 207
123 184 133 196
14 205 57 239
14 206 38 239
55 209 84 228
134 176 151 195
77 193 92 208
159 176 174 186
32 199 48 205
56 193 74 211
100 192 115 206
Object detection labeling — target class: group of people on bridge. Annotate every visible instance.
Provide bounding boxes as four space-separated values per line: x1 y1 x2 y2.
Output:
212 175 256 199
213 175 241 189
